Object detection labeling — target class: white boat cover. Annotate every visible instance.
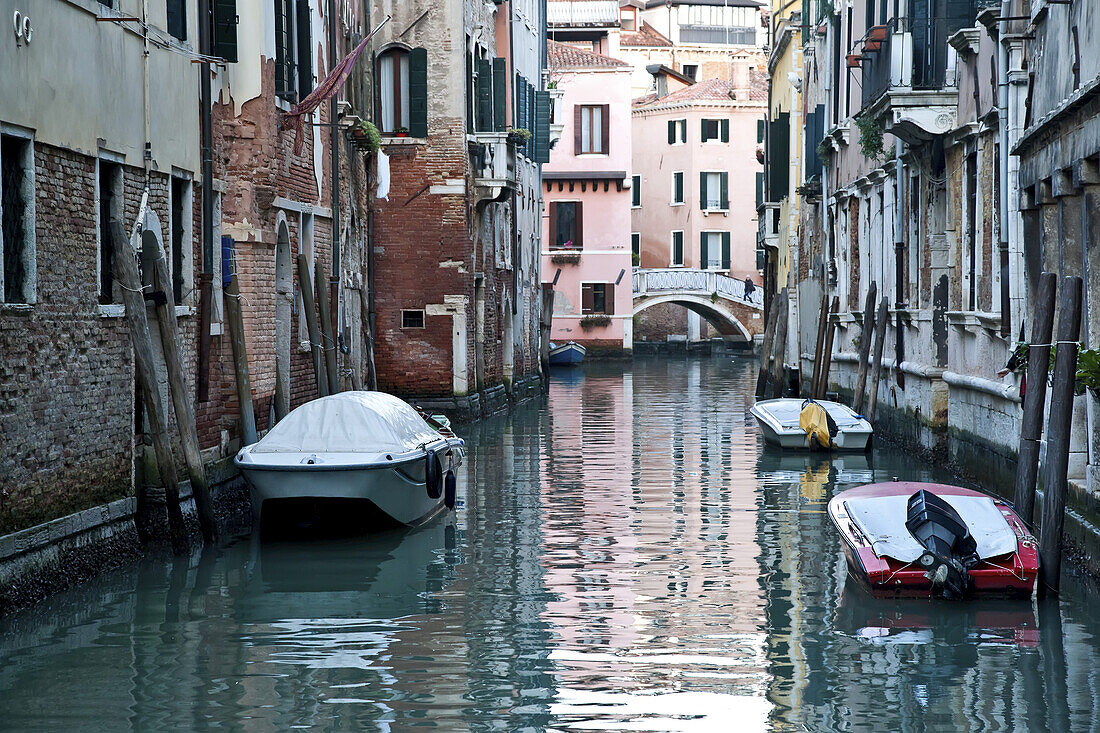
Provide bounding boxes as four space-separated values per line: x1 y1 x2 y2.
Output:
755 399 868 430
252 392 441 454
845 494 1017 563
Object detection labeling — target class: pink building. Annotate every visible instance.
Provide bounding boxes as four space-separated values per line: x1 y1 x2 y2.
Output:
630 69 766 342
541 41 635 355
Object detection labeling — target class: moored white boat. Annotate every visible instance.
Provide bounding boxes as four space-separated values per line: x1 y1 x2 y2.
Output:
235 392 464 527
750 398 872 451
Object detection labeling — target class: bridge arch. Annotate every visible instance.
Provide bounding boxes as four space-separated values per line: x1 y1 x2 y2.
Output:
632 293 753 342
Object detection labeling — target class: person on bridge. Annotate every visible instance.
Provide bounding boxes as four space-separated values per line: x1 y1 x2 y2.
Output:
743 277 756 300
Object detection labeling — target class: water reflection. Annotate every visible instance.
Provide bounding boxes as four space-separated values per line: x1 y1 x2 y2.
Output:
1 357 1099 731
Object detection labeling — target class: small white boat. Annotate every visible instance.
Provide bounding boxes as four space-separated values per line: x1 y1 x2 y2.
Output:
235 391 465 526
750 398 872 451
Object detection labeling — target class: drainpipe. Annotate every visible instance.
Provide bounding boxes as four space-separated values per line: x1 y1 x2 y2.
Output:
329 0 342 388
197 0 215 401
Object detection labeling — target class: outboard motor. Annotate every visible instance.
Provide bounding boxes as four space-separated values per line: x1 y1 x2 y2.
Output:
905 489 980 600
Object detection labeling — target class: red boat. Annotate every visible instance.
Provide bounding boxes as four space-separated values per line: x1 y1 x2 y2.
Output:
828 482 1039 599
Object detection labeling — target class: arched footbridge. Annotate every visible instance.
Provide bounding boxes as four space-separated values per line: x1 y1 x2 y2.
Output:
632 269 765 341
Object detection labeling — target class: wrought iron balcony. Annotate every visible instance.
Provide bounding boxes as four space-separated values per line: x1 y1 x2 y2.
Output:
858 10 978 145
468 132 516 205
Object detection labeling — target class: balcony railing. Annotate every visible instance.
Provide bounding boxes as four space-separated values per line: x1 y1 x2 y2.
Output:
469 132 516 205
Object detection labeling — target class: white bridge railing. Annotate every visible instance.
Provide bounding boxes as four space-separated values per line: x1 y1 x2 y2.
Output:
632 268 764 309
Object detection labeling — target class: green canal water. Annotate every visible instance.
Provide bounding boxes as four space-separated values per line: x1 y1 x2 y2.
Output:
3 356 1100 731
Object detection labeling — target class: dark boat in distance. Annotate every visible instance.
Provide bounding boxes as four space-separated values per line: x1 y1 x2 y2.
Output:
548 341 586 365
828 482 1038 599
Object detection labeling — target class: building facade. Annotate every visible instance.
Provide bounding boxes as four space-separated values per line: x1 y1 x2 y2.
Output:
541 40 635 354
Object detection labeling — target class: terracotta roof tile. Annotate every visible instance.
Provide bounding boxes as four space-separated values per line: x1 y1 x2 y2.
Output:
547 40 630 69
634 74 768 106
620 21 673 47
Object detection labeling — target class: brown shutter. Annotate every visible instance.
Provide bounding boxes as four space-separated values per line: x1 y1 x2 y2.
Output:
575 201 583 247
581 283 594 314
603 282 615 314
600 104 610 154
549 202 558 249
574 105 583 154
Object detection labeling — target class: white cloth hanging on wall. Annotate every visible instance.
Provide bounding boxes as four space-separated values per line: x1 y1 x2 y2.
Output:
377 150 390 201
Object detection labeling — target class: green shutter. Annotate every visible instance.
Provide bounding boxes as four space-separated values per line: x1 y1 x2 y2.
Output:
274 0 288 99
700 232 708 268
534 90 551 163
632 175 640 206
212 0 238 62
409 48 428 138
668 120 675 144
674 172 683 203
493 58 508 131
295 0 312 98
757 118 765 143
756 171 764 208
476 59 492 132
680 119 686 143
700 118 708 142
699 172 707 209
720 172 728 210
720 118 729 143
721 232 731 270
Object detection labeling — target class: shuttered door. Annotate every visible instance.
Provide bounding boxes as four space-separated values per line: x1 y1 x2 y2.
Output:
720 172 728 210
668 120 675 144
581 284 594 314
275 0 290 100
699 172 707 210
476 59 492 132
700 232 708 269
721 232 731 270
575 201 584 247
603 282 615 314
409 48 428 138
548 202 557 248
295 0 312 99
700 118 709 142
534 90 551 163
493 58 508 131
212 0 238 62
720 119 729 143
599 104 610 154
768 112 790 198
574 104 583 155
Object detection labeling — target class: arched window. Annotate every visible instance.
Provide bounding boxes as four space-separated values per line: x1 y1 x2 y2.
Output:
377 48 410 133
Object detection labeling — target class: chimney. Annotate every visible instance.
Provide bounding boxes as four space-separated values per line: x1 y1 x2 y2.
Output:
731 57 750 101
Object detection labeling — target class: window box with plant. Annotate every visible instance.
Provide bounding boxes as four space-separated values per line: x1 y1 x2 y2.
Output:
579 315 611 330
507 127 532 145
349 120 381 154
550 252 582 265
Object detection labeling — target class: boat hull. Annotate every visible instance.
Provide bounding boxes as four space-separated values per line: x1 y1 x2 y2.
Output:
828 482 1038 598
548 342 586 365
751 399 873 452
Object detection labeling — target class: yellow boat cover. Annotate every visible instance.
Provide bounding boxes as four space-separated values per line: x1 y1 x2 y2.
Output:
799 401 835 450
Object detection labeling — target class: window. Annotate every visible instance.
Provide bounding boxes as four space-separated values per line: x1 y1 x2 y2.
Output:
700 231 730 270
98 159 123 304
671 231 684 266
620 9 636 31
549 201 582 249
631 175 641 207
274 0 312 103
699 171 728 211
170 177 192 305
666 119 686 144
682 64 698 82
671 171 684 205
575 105 609 154
581 282 615 315
166 0 186 41
402 309 425 328
631 232 640 261
701 118 730 143
1 134 35 304
377 48 409 133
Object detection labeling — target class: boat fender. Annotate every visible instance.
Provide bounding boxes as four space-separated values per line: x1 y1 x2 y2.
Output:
444 471 457 509
425 449 443 499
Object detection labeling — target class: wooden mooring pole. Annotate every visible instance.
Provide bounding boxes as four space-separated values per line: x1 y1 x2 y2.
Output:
110 222 188 552
810 292 830 397
1039 275 1083 595
316 267 340 395
816 297 839 399
1014 272 1057 527
866 298 889 422
770 289 789 398
755 289 782 398
852 282 877 413
297 253 328 397
224 265 258 447
151 238 218 542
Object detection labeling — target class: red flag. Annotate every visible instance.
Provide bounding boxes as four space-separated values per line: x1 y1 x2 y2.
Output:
281 15 390 155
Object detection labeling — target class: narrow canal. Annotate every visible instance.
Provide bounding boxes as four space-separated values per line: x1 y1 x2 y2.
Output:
3 356 1100 731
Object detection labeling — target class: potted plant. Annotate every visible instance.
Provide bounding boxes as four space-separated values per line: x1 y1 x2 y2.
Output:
507 127 532 145
580 314 611 330
396 126 409 138
349 120 381 154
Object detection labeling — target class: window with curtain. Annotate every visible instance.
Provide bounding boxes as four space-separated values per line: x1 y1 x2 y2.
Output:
578 105 607 154
377 48 411 133
705 172 722 209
